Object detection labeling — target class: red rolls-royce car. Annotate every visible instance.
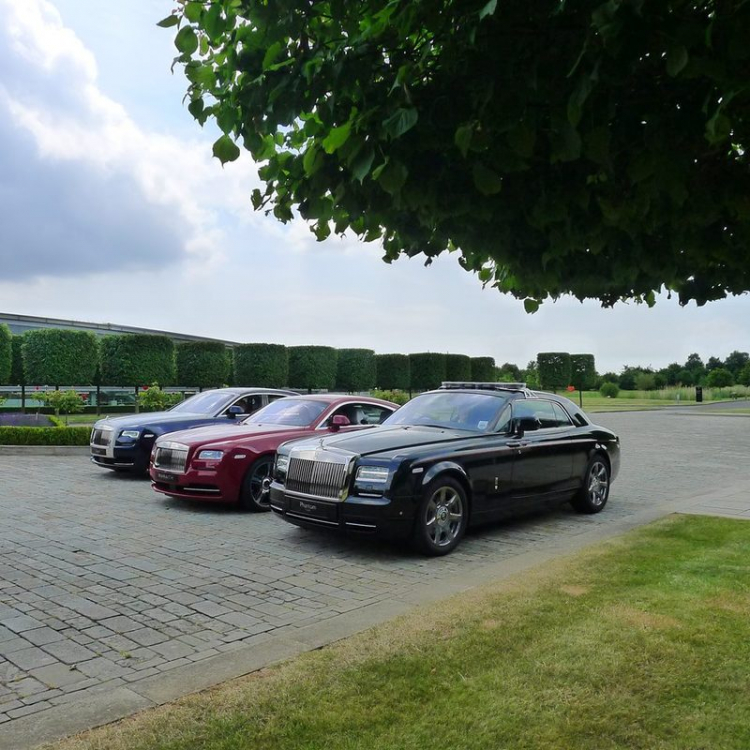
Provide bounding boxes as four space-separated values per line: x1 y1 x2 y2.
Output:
149 394 397 511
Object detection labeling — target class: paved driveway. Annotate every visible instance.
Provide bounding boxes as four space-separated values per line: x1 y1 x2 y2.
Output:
1 411 750 747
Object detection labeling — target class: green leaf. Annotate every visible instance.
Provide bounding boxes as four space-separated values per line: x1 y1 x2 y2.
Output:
472 163 503 195
203 5 226 40
262 41 283 71
383 108 418 139
371 157 389 180
156 15 179 28
322 122 352 154
454 124 474 157
706 111 731 144
479 0 498 19
303 145 324 176
666 44 688 77
523 298 540 314
351 147 375 182
212 135 240 164
174 26 199 55
378 161 408 194
507 123 536 158
184 2 203 23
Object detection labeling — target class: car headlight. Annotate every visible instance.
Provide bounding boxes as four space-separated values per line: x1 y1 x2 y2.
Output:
275 454 289 476
120 430 140 439
197 450 223 461
356 466 389 484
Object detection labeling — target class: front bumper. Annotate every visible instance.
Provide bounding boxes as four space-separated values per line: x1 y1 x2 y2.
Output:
268 482 414 540
150 465 240 503
90 444 148 473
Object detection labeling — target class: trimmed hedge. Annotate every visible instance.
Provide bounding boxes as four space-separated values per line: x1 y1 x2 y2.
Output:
0 426 91 445
101 334 176 386
375 354 410 390
336 349 376 392
10 335 25 386
409 353 447 391
22 329 99 386
537 352 572 391
445 353 471 382
288 346 337 390
470 356 496 381
570 354 597 390
0 324 11 385
176 342 230 387
234 344 289 387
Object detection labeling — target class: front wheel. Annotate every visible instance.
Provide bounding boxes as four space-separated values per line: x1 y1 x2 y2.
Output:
571 455 610 514
239 456 274 512
411 477 468 556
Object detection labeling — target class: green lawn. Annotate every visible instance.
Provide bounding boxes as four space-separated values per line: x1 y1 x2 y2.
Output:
51 515 750 750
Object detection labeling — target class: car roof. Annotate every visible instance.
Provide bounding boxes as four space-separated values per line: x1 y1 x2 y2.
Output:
279 394 396 406
201 387 298 395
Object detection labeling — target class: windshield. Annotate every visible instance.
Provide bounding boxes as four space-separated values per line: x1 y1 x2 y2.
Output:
382 392 508 432
169 391 232 415
244 398 328 427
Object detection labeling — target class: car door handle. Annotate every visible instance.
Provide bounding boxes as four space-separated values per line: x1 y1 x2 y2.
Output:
507 441 526 449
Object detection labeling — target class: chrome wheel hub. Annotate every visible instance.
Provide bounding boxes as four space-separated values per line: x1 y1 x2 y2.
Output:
425 487 464 547
588 462 609 506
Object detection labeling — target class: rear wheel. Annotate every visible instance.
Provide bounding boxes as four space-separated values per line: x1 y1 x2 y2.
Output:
571 455 610 514
411 477 468 556
239 456 274 512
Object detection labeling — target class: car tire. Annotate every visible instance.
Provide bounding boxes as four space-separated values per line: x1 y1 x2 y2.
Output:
571 454 610 514
411 476 468 556
239 456 274 512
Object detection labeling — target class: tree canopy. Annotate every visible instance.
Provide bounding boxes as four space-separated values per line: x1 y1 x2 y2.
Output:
167 0 750 308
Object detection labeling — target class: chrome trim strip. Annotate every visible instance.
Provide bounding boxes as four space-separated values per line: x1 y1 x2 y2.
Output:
345 521 377 529
285 512 339 527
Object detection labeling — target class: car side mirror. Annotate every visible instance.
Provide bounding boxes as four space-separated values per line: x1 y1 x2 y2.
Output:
514 417 539 436
330 414 351 431
227 406 243 420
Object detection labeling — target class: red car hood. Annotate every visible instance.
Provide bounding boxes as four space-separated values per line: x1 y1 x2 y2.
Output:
159 423 312 450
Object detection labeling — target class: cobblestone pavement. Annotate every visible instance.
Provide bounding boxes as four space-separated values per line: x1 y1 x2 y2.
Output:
1 411 749 745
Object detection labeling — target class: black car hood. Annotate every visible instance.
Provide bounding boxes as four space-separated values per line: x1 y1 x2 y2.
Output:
288 425 476 458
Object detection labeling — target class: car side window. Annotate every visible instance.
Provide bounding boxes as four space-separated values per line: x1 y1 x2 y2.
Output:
330 403 392 426
230 394 262 415
494 405 512 433
551 402 573 427
265 394 286 406
513 399 570 429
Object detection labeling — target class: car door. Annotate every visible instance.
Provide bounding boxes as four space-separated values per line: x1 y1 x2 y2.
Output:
508 399 576 505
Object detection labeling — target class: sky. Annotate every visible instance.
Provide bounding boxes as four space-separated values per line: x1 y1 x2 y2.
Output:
0 0 748 374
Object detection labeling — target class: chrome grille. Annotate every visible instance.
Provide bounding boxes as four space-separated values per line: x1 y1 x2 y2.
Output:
90 427 112 447
286 458 348 500
153 446 188 473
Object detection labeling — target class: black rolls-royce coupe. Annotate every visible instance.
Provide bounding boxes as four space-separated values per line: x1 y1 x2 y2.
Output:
269 382 620 555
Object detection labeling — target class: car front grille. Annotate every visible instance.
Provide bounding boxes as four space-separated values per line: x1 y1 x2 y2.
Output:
90 427 113 447
153 446 188 473
286 458 348 500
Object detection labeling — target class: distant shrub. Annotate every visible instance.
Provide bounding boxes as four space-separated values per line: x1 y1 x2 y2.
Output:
234 343 288 387
570 354 597 390
705 368 734 388
445 354 471 381
176 342 230 387
0 324 11 385
371 389 411 406
600 382 620 398
634 372 657 391
0 426 91 445
336 349 376 392
375 354 410 390
100 334 175 386
537 352 572 391
35 390 86 418
137 384 181 411
739 363 750 387
10 335 25 386
409 353 447 391
288 346 337 390
470 357 495 381
23 329 99 386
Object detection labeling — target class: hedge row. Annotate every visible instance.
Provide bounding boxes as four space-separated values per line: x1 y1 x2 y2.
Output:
538 352 597 390
0 426 91 445
3 328 498 392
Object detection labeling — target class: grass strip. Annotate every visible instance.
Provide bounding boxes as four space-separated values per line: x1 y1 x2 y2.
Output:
50 515 750 750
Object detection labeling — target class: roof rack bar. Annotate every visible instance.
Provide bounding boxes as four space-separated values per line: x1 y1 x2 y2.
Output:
439 381 528 391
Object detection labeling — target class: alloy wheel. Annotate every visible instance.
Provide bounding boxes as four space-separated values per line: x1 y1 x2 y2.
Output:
425 486 464 547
